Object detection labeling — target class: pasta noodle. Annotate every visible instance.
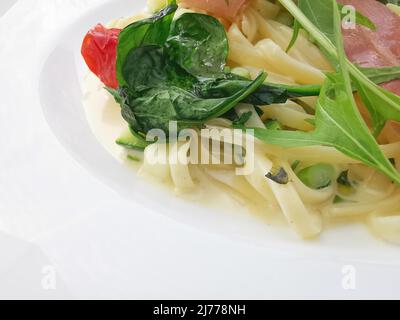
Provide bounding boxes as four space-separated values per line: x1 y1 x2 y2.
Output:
368 211 400 245
260 102 314 131
255 39 326 84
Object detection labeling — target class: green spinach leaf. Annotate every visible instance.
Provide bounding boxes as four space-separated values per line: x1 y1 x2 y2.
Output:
118 43 267 133
116 3 178 86
114 8 320 136
166 13 229 77
195 75 321 104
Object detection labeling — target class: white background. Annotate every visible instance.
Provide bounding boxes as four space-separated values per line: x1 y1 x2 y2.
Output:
1 0 400 300
0 0 16 16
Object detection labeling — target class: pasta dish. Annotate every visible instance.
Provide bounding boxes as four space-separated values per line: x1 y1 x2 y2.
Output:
81 0 400 243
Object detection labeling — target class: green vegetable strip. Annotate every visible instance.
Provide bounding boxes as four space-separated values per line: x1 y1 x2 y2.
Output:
297 163 335 189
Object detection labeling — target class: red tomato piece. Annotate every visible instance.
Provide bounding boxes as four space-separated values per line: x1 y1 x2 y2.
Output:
81 24 121 89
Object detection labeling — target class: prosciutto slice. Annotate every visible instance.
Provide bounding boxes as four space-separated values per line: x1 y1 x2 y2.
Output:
339 0 400 138
179 0 249 21
339 0 400 96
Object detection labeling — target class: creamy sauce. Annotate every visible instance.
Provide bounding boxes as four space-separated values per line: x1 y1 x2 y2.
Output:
82 74 285 226
83 73 128 162
82 74 400 237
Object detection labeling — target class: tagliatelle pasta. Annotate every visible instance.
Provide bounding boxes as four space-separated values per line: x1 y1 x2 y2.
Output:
81 0 400 243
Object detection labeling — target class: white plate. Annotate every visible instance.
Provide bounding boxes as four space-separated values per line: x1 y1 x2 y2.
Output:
1 0 400 299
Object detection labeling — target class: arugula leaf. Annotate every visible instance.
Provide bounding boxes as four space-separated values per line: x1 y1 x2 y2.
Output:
286 0 376 52
166 13 229 77
339 3 376 31
354 66 400 133
254 1 400 184
378 0 400 5
286 19 301 53
116 3 178 87
349 63 400 135
279 0 400 135
359 65 400 84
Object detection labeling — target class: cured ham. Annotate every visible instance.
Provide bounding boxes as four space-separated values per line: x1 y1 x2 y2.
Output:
339 0 400 138
339 0 400 96
179 0 249 21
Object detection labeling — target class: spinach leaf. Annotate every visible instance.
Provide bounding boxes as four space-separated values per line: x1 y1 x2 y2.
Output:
114 8 320 136
195 75 321 104
166 13 229 77
122 45 196 93
121 77 267 134
119 44 267 133
116 3 178 86
233 112 253 126
254 1 400 184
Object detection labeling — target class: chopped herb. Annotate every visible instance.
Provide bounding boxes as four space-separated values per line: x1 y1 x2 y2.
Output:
266 167 289 185
337 170 352 187
233 111 253 126
333 195 345 204
337 170 356 196
291 160 301 171
254 106 264 117
333 195 357 204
